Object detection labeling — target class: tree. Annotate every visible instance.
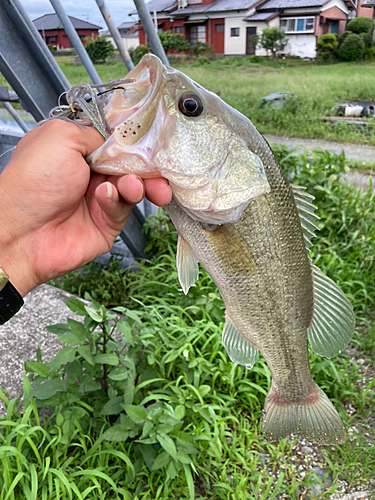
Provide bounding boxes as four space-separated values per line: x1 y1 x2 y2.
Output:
258 27 288 59
338 33 365 61
85 36 115 64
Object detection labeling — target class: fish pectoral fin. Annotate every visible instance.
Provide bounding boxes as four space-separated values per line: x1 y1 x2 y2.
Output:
292 184 320 250
176 235 199 295
222 314 259 370
308 265 355 358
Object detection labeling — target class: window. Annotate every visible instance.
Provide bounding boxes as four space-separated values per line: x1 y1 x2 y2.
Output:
231 27 240 37
189 24 206 45
216 23 224 33
280 17 314 33
47 36 56 43
174 26 184 33
328 20 338 34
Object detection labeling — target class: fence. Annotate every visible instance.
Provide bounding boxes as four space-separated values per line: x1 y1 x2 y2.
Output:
0 0 167 260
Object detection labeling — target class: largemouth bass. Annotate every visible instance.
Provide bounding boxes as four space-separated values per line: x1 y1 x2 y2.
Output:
86 55 355 445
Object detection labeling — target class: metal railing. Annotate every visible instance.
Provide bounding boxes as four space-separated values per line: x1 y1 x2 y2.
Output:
0 0 168 260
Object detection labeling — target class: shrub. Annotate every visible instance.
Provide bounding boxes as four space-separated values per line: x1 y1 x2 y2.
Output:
194 55 211 66
129 43 151 64
85 36 115 64
188 41 214 57
337 30 353 46
249 54 262 63
159 31 190 53
258 27 288 59
360 27 375 48
346 16 375 34
317 33 338 60
338 33 365 61
47 44 57 52
364 45 375 60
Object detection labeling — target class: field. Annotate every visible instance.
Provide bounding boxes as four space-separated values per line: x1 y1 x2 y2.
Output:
0 56 374 498
1 146 374 499
54 56 375 145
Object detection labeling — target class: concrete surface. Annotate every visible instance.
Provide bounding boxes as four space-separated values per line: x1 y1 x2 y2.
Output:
265 134 375 164
0 284 85 413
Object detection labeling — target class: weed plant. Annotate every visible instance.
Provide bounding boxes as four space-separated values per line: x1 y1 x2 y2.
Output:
1 149 375 499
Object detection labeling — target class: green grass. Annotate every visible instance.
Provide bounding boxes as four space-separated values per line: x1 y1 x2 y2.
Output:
1 148 374 499
57 56 375 145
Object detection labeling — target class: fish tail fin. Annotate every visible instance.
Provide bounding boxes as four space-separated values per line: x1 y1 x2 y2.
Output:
262 381 346 445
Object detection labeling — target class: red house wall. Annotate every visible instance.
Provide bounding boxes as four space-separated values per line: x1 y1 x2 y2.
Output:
138 16 225 54
39 29 99 48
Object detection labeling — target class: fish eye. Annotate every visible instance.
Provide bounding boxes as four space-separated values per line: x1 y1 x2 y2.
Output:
178 92 203 117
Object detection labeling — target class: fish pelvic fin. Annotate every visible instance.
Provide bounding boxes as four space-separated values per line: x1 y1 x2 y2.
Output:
176 235 199 295
262 381 346 445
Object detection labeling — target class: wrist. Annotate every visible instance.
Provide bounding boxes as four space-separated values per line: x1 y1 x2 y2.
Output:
0 239 37 298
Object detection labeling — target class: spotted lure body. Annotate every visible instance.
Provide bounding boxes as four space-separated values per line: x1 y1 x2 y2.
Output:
87 55 355 445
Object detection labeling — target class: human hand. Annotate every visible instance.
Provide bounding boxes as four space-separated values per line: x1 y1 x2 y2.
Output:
0 120 172 297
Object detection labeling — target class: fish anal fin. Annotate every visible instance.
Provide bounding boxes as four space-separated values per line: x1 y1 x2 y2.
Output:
262 381 346 445
222 314 259 370
308 265 355 358
176 235 199 295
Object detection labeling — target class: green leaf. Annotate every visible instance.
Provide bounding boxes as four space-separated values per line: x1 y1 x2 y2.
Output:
183 464 195 500
123 377 135 405
124 404 147 424
81 378 102 392
152 451 171 471
67 319 90 340
176 450 192 464
166 461 178 481
46 323 70 334
49 347 76 372
108 366 129 381
136 444 157 470
157 433 177 460
57 333 85 346
126 310 142 325
100 396 124 416
24 361 49 377
84 306 103 322
77 345 95 366
117 320 135 345
198 385 211 397
66 298 86 316
29 378 69 400
175 405 186 421
94 353 119 366
101 425 129 442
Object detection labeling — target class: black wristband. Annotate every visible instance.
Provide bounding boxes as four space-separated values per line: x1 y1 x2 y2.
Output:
0 281 24 325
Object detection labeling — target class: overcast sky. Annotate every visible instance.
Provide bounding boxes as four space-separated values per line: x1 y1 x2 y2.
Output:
20 0 138 28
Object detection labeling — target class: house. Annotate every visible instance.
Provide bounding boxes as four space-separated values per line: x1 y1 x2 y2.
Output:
245 0 356 58
130 0 356 58
358 1 375 17
101 22 140 52
33 14 101 49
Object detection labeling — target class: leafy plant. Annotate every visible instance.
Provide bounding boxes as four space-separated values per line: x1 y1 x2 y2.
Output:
159 31 189 53
346 16 375 34
338 33 365 61
129 43 151 64
85 36 115 64
257 27 288 59
317 33 339 60
188 41 214 57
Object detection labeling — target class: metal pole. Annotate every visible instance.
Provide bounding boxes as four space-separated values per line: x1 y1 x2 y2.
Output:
94 0 134 72
132 0 168 65
5 0 70 92
1 102 29 134
48 0 103 87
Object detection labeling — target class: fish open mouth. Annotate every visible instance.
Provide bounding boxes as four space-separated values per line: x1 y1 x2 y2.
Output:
87 54 167 178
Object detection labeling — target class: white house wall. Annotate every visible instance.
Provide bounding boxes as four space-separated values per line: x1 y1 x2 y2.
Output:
107 36 139 51
284 34 316 58
224 17 248 54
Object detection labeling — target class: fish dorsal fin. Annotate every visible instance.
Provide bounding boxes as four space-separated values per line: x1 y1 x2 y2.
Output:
176 235 199 295
292 184 320 249
308 265 355 358
222 314 259 370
